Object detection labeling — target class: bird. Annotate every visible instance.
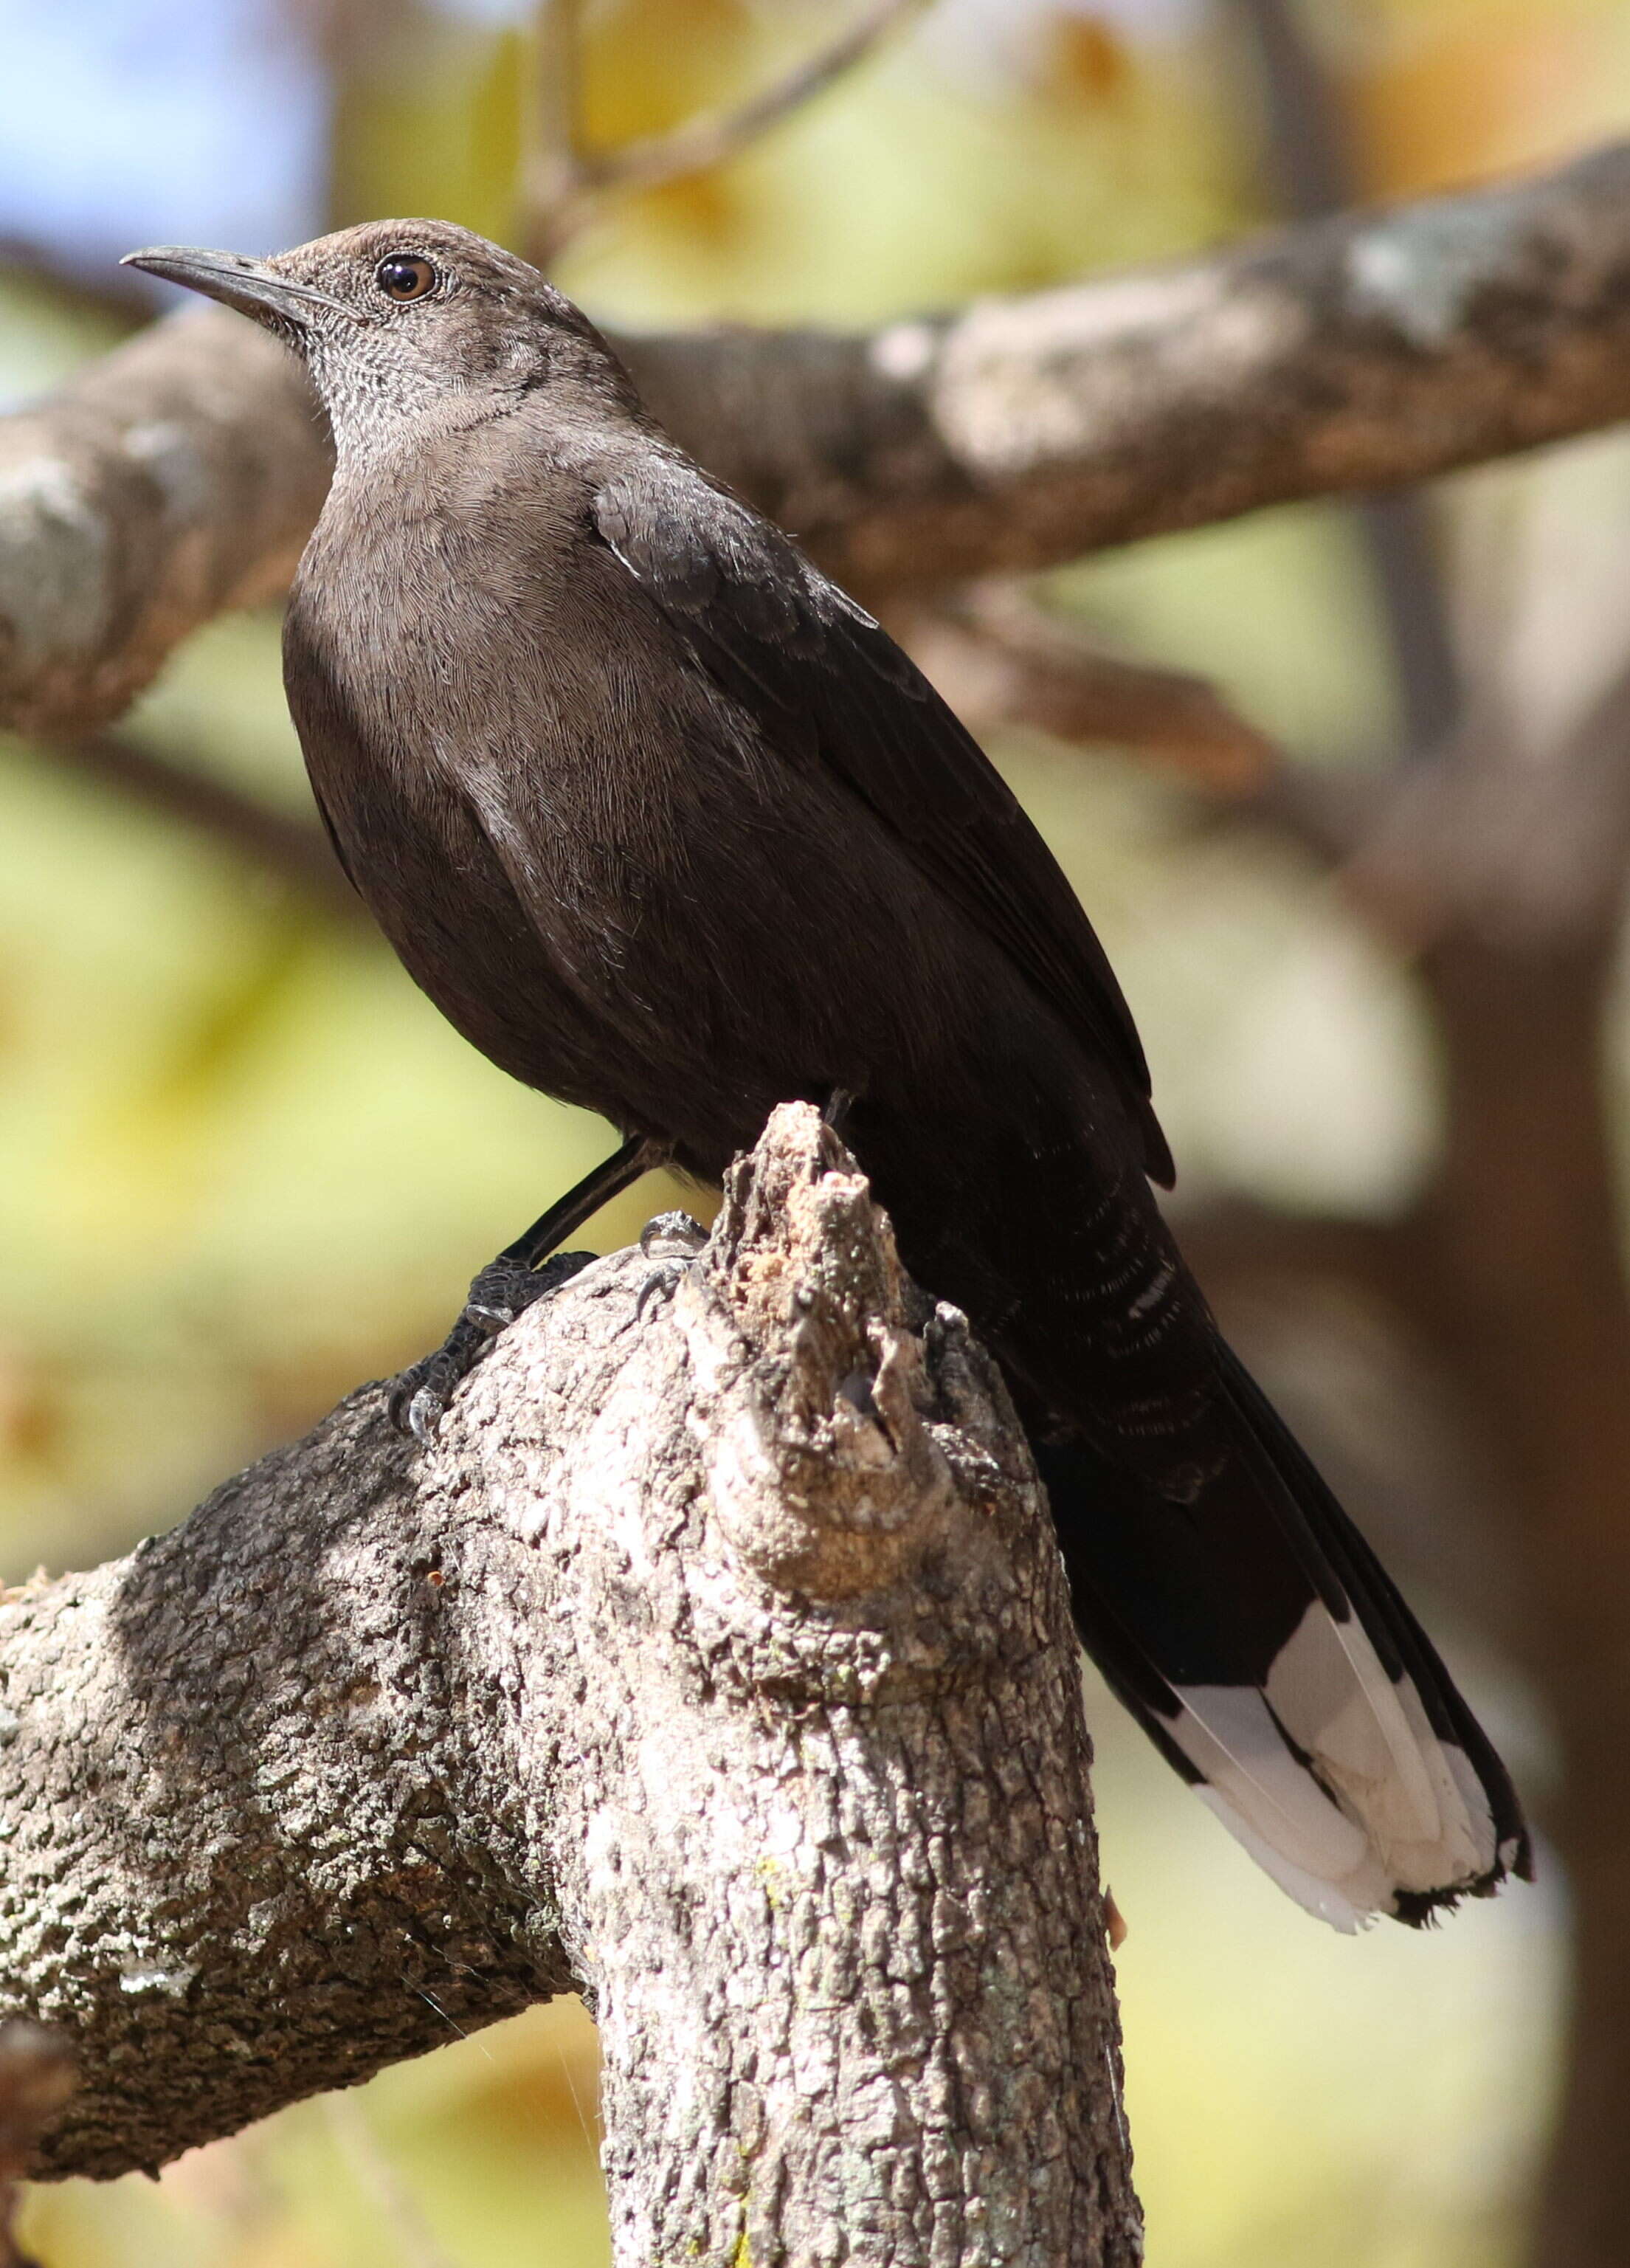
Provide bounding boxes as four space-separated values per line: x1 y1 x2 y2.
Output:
123 219 1530 1932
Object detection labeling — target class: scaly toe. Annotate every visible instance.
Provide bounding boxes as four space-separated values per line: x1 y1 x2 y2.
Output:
635 1261 688 1322
639 1210 708 1263
634 1211 708 1322
388 1249 598 1442
407 1382 449 1444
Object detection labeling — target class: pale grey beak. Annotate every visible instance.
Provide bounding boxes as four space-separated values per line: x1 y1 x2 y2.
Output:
120 245 355 327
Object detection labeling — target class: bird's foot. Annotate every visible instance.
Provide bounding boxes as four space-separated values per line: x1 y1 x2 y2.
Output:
389 1248 596 1443
634 1210 709 1321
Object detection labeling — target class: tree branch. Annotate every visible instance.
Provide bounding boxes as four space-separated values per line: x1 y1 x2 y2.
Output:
579 0 928 201
528 0 925 263
521 0 587 268
1230 0 1462 756
902 582 1278 789
0 1106 1138 2267
10 139 1630 735
34 731 357 914
0 306 331 738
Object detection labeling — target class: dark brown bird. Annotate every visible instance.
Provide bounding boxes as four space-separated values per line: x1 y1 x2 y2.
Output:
125 221 1529 1931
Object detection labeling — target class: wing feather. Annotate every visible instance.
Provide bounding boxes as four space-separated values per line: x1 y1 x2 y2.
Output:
593 461 1175 1185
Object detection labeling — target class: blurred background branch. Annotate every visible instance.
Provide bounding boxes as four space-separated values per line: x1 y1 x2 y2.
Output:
524 0 931 258
522 0 586 263
900 582 1279 790
1230 0 1463 759
13 141 1630 740
43 733 356 914
320 2098 460 2268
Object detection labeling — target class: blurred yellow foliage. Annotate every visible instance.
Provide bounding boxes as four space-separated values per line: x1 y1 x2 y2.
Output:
1046 14 1136 108
1353 11 1594 190
580 0 758 148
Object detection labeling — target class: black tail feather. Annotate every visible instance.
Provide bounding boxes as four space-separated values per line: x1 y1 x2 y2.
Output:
1212 1345 1531 1889
1032 1340 1530 1929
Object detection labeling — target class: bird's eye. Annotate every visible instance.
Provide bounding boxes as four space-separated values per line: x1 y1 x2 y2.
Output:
376 255 437 303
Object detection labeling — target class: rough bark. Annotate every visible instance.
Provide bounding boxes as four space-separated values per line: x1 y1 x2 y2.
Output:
0 308 330 739
10 139 1630 734
0 1106 1138 2268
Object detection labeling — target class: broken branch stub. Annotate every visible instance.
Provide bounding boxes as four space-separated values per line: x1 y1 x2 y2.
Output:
0 1104 1137 2267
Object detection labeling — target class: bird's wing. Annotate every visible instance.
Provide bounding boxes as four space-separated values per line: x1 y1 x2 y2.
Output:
593 460 1173 1185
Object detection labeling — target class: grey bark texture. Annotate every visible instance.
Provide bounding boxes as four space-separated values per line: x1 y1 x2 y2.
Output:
9 137 1630 734
0 1107 1139 2268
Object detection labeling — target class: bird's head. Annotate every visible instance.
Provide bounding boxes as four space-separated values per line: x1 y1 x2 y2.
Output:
123 219 635 455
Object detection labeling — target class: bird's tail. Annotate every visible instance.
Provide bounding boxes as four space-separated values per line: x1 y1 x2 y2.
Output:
1032 1345 1531 1931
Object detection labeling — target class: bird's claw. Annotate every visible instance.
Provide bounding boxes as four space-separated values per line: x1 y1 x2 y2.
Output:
388 1348 469 1444
634 1210 708 1321
635 1262 688 1322
388 1248 597 1441
640 1209 708 1262
463 1257 551 1334
406 1380 449 1445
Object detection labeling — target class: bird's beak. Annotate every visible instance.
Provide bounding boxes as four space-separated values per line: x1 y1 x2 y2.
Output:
120 246 354 328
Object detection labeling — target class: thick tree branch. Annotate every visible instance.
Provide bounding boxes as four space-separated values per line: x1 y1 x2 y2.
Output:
9 141 1630 734
0 306 330 738
0 1107 1137 2267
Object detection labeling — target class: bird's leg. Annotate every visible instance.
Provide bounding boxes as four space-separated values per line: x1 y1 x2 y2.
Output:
390 1134 658 1441
633 1208 711 1322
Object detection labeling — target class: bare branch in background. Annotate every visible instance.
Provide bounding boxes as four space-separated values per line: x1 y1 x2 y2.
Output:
903 582 1278 790
522 0 587 268
1173 1195 1415 1312
1227 0 1355 221
579 0 928 200
0 243 149 331
1229 0 1462 756
322 2096 460 2268
1186 52 1630 2247
35 732 357 915
10 139 1630 737
1337 647 1630 950
525 0 928 260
